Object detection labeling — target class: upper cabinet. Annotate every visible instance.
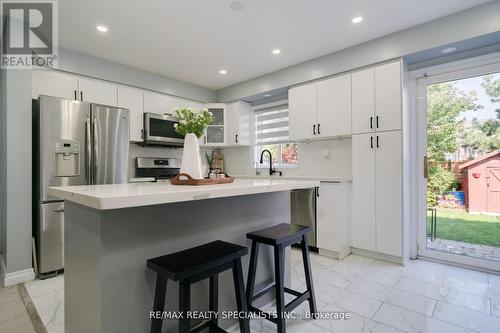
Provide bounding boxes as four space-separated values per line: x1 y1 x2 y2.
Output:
352 60 402 134
78 78 117 106
117 86 144 142
289 74 351 141
226 101 251 146
202 103 226 146
32 70 79 100
143 91 175 115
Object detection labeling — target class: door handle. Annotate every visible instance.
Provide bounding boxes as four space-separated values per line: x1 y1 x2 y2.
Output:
74 90 77 100
53 208 64 213
313 124 316 135
85 113 92 184
424 155 429 179
376 135 379 148
317 123 321 135
376 116 379 129
80 91 83 101
370 116 373 129
92 116 98 184
370 136 373 149
235 134 238 143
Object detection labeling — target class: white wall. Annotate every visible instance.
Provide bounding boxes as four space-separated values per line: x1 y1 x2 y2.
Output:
222 139 352 179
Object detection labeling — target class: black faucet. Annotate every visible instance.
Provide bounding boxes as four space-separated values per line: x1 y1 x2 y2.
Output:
260 149 282 176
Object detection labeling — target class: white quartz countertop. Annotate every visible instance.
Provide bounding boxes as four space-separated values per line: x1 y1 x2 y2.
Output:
48 179 319 210
232 174 352 182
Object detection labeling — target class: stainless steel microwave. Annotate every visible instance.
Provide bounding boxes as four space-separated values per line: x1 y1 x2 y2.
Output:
143 112 184 146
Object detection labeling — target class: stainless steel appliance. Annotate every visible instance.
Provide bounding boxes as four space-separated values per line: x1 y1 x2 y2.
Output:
291 187 318 249
135 157 181 180
33 96 129 277
143 112 184 146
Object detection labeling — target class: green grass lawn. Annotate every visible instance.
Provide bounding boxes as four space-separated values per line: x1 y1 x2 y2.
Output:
427 209 500 247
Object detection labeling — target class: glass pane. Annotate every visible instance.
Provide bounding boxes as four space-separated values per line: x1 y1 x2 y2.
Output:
207 126 224 143
208 108 224 125
281 143 298 165
259 144 279 165
149 118 183 139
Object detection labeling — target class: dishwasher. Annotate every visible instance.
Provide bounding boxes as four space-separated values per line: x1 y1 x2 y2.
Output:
291 187 318 251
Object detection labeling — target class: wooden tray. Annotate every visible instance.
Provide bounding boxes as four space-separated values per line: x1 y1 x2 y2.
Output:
170 173 235 185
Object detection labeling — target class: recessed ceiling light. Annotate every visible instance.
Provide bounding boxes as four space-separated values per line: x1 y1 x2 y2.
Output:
230 1 244 11
219 69 227 75
264 94 272 97
272 49 281 55
352 16 363 24
441 47 457 54
96 25 108 33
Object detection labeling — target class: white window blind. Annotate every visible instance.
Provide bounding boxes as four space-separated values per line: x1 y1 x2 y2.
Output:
255 103 289 145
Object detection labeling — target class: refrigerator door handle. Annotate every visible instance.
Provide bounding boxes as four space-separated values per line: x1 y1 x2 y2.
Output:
85 112 92 185
93 117 98 184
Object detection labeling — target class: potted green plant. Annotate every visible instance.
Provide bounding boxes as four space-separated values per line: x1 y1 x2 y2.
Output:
173 108 213 179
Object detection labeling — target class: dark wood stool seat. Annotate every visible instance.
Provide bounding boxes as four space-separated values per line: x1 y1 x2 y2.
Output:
246 223 317 333
147 240 250 333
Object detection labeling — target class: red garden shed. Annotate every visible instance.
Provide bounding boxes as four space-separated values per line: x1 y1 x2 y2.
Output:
459 150 500 214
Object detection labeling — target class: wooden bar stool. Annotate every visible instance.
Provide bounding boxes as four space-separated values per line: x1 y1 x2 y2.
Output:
246 223 317 333
147 240 251 333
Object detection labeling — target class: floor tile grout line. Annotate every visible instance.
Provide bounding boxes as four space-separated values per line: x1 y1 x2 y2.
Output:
17 284 47 333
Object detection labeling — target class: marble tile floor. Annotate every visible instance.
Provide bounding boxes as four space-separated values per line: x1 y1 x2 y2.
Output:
21 250 500 333
0 284 37 333
427 238 500 264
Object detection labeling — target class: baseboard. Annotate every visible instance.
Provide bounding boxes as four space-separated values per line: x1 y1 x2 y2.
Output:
351 247 405 265
0 255 35 287
319 247 352 260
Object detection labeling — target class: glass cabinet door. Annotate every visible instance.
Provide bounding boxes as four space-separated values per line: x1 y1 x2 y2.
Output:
205 106 225 145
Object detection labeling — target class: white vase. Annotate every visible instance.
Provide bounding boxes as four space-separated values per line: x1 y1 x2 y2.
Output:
180 133 204 179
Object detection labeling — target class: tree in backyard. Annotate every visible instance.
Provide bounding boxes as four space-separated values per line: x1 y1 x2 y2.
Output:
482 75 500 103
426 82 481 206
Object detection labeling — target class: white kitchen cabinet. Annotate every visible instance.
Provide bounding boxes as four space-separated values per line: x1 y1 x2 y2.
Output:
351 130 402 257
351 68 375 134
317 74 351 138
143 91 176 115
202 103 226 146
289 74 351 141
317 182 351 259
351 60 402 134
226 101 251 146
117 86 144 142
32 70 79 100
375 61 402 132
375 131 402 256
78 77 117 106
351 133 376 252
172 97 203 111
289 82 316 141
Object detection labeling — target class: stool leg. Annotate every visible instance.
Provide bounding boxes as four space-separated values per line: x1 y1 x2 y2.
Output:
209 274 219 332
233 259 251 333
179 279 191 333
274 245 286 333
151 275 168 333
301 235 317 314
246 241 259 307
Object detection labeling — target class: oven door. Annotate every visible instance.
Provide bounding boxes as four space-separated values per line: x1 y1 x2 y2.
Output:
144 113 184 146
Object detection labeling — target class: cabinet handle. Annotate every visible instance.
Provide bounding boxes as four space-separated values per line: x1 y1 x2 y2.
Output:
370 136 373 149
313 124 316 135
235 134 238 143
140 129 144 139
370 116 373 129
74 90 77 100
376 116 379 129
376 135 379 148
317 123 321 135
80 91 83 101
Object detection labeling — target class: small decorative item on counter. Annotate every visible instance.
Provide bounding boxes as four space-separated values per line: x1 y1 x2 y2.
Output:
212 149 225 173
173 108 213 179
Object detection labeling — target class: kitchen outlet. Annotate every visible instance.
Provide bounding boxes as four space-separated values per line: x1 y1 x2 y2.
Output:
322 149 331 160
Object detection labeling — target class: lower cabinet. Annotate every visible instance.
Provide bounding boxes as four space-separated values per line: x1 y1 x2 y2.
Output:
317 182 351 259
351 130 402 257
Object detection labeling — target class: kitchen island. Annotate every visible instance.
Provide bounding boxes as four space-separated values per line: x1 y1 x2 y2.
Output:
49 179 319 333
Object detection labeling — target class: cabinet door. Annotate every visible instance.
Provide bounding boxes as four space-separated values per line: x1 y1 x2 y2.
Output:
289 83 317 141
143 91 176 115
375 61 402 131
317 182 351 257
203 103 226 146
170 96 203 112
227 101 251 146
375 131 402 257
32 70 79 100
351 68 375 134
117 86 144 142
78 78 117 106
351 133 376 252
317 74 351 137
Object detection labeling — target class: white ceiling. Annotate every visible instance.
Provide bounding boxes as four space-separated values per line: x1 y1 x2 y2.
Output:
59 0 491 90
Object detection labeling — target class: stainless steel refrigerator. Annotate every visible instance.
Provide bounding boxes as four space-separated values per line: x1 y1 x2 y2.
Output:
33 95 129 277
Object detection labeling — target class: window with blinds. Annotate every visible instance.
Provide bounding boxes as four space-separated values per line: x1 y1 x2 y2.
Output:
255 104 290 145
254 102 298 167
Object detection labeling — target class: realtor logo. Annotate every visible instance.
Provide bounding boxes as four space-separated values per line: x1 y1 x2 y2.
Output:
1 0 58 68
